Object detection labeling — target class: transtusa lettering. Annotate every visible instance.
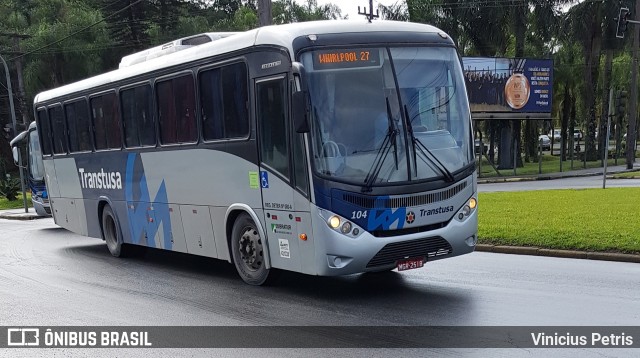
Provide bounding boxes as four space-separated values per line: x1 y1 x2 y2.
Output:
78 168 122 190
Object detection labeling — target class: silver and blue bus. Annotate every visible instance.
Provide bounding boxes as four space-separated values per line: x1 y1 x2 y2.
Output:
10 122 51 216
34 21 477 285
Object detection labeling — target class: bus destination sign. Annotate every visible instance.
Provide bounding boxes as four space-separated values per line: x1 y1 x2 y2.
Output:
312 49 381 70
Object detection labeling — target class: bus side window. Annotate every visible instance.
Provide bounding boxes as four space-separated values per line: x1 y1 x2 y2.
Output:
221 64 249 138
257 78 289 178
156 74 196 144
48 105 67 154
65 100 92 152
36 109 52 156
292 131 308 194
91 93 122 150
121 85 155 147
137 86 156 146
199 63 249 141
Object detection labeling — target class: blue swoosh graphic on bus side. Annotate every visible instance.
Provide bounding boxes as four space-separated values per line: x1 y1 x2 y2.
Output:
125 153 172 249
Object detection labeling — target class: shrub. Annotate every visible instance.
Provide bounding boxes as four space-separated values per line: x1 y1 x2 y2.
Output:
0 177 21 201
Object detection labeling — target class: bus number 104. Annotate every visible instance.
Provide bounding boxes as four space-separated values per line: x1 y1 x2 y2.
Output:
351 210 368 219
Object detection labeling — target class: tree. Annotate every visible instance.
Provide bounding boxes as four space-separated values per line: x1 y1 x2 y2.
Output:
21 0 112 96
380 1 409 21
598 0 633 162
565 1 603 161
272 0 343 24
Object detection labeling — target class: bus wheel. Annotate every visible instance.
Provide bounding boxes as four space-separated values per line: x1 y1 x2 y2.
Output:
102 204 127 257
231 213 273 285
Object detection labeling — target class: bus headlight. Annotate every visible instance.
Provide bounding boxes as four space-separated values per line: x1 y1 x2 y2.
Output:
318 209 364 238
455 197 477 222
328 215 341 229
340 222 352 234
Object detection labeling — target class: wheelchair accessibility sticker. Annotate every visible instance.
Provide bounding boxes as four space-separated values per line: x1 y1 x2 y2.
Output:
260 171 269 189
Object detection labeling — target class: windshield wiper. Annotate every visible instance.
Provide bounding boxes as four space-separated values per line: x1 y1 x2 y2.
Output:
404 105 454 182
362 98 398 192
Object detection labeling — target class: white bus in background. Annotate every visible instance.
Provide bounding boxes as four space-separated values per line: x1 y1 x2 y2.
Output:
33 21 477 285
10 121 51 216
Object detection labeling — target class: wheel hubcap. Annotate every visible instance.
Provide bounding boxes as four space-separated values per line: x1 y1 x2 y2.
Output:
238 227 263 271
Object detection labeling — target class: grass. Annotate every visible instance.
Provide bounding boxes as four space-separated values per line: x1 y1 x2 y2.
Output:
478 154 631 177
0 193 32 210
478 188 640 254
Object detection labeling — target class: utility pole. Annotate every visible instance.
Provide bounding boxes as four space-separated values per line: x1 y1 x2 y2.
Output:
0 32 31 126
258 0 272 27
358 0 380 23
13 35 29 126
603 89 614 189
0 54 28 213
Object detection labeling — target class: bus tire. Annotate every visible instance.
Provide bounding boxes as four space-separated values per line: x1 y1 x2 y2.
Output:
101 204 129 258
231 213 275 285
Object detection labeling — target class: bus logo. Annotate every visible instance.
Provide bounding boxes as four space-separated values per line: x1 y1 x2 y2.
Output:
7 328 39 346
405 211 415 224
78 168 122 190
367 207 407 231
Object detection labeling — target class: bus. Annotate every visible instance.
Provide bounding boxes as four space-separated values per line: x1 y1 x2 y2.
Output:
10 121 51 216
33 20 477 285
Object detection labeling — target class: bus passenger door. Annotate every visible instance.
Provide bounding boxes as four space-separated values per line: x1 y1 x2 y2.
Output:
256 75 303 273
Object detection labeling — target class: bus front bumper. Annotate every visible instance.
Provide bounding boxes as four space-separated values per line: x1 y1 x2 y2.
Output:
310 205 478 276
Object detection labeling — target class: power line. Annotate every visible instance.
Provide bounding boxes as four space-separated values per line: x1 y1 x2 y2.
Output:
9 0 145 62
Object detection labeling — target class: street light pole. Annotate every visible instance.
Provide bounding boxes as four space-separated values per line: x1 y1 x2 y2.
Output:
0 54 28 213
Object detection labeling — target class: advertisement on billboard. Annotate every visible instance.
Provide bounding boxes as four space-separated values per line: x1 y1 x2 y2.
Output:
462 57 553 117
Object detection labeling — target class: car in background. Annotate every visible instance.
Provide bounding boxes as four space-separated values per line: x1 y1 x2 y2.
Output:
538 134 551 151
574 129 583 141
549 129 561 142
475 139 488 154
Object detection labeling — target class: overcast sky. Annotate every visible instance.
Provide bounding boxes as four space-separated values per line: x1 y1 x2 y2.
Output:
300 0 579 20
303 0 403 20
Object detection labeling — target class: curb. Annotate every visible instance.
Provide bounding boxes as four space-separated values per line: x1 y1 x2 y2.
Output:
478 168 640 184
476 244 640 263
607 176 640 179
0 213 43 221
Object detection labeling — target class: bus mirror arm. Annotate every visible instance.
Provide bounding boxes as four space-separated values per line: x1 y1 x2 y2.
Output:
9 129 28 147
11 147 20 167
292 91 310 133
10 130 28 167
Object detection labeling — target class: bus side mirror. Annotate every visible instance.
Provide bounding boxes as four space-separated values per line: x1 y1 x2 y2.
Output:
292 91 309 133
12 147 20 166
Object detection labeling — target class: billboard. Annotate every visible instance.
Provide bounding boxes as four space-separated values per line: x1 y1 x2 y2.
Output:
462 57 553 118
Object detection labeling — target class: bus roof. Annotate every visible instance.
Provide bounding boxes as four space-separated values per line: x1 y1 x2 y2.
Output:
34 20 446 104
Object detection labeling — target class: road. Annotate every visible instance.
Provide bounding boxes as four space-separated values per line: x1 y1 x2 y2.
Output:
479 176 640 192
1 218 639 357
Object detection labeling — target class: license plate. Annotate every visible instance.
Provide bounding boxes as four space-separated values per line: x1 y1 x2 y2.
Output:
396 257 425 271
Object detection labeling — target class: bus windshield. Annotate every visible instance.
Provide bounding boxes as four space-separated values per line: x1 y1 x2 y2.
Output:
28 129 45 181
301 46 471 186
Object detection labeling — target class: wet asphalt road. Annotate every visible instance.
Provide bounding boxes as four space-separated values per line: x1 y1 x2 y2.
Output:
1 218 639 357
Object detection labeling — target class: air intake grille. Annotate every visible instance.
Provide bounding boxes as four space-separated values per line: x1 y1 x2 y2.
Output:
366 237 452 268
342 181 467 209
